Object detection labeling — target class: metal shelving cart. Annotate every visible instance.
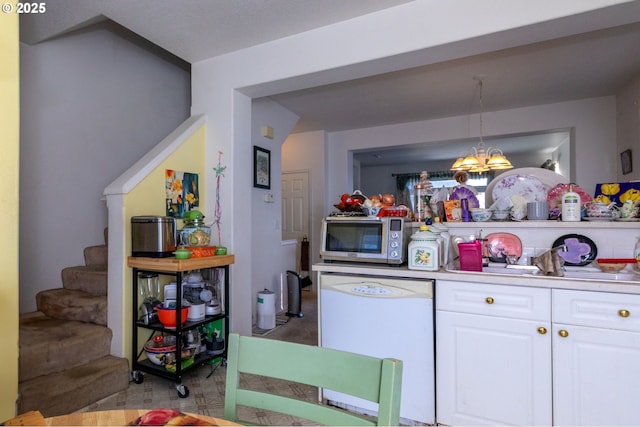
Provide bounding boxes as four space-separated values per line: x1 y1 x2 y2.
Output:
128 255 234 397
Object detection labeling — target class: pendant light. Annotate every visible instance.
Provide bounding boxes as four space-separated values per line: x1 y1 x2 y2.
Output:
451 77 513 173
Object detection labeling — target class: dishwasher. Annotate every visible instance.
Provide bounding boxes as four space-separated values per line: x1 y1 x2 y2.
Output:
319 272 435 425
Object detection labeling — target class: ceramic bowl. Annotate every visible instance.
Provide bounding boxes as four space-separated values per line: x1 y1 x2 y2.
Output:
595 258 631 273
173 248 191 259
362 206 381 217
470 208 492 222
492 209 511 221
143 341 176 365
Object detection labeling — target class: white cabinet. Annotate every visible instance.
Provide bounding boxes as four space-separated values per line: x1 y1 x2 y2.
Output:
436 280 552 426
552 289 640 426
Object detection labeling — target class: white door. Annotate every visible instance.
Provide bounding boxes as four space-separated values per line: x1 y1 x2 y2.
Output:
553 324 640 426
282 171 309 271
436 311 552 426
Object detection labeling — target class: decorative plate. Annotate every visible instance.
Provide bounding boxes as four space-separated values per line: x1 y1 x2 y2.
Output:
449 186 480 208
491 174 549 206
546 183 592 212
486 167 566 206
483 232 523 263
552 234 597 266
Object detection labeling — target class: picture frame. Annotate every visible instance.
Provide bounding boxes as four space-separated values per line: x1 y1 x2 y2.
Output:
253 146 271 189
621 149 632 175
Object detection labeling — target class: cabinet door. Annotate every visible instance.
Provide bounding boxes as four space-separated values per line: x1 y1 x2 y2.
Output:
436 311 552 426
553 324 640 426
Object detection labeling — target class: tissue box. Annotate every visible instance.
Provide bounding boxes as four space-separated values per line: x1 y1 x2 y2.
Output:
594 183 640 206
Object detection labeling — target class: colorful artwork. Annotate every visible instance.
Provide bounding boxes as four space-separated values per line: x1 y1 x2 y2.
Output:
594 182 640 206
165 170 199 218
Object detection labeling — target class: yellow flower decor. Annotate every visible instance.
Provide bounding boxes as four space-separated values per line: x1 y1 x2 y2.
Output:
620 188 640 203
594 182 640 206
600 183 620 195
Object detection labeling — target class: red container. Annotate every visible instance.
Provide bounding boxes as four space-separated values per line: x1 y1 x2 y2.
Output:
458 241 483 272
155 306 189 328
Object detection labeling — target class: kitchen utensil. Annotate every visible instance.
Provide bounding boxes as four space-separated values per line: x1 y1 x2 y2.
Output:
155 305 189 329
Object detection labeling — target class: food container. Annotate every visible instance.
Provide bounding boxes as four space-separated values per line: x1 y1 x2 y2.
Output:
189 246 217 258
180 218 212 247
595 258 636 273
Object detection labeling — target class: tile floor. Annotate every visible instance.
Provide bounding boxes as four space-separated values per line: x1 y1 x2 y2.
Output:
78 290 319 425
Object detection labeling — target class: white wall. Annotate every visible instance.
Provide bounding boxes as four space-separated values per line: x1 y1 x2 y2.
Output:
617 75 640 181
324 97 617 215
250 98 299 324
192 0 632 335
282 130 327 285
19 21 190 312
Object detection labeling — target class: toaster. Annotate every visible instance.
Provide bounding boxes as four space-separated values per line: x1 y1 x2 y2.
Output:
131 216 177 257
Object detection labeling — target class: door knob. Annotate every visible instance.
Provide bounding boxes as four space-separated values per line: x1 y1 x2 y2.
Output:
558 329 569 338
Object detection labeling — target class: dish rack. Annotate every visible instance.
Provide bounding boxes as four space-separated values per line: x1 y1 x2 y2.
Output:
127 255 234 398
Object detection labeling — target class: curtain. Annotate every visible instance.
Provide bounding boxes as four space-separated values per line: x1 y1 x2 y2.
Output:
393 170 494 211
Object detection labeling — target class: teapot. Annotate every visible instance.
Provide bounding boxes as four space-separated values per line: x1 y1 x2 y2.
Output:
585 201 616 218
617 199 639 219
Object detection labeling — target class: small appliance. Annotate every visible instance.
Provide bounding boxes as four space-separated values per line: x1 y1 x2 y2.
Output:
320 214 411 265
131 216 177 257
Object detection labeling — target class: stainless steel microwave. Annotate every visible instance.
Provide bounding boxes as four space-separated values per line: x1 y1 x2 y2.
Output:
320 216 410 265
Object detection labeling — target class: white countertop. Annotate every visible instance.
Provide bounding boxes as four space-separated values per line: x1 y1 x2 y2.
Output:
313 262 640 295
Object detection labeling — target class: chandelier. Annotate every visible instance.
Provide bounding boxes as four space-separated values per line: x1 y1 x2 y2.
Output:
450 77 513 173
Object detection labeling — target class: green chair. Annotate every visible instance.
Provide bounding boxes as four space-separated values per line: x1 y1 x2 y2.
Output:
224 333 403 426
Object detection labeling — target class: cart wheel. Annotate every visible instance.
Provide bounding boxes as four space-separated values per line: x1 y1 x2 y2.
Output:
176 384 189 398
132 371 144 384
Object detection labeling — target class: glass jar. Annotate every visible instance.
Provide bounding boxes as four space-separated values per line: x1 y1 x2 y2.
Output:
180 218 212 247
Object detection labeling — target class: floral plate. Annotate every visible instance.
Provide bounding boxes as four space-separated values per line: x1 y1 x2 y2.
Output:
449 186 479 208
491 174 549 206
546 183 592 212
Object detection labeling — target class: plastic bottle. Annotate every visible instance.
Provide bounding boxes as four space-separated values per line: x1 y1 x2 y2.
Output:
561 184 581 222
635 237 640 265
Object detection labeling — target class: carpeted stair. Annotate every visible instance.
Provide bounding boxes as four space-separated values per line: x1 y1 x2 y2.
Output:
17 232 130 417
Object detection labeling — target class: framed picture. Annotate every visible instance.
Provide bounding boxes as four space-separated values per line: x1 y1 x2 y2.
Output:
621 149 632 175
253 146 271 189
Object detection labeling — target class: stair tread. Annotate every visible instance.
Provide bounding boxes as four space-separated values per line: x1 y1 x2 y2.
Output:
19 313 112 382
61 266 107 295
18 355 129 418
36 288 107 325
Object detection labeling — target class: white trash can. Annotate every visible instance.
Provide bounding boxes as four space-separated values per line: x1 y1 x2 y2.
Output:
257 289 276 329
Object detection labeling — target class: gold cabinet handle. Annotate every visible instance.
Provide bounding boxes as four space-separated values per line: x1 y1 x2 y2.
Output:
485 297 494 304
619 309 631 318
537 327 547 335
558 329 569 338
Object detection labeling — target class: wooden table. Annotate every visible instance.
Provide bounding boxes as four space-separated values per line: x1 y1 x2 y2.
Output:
43 409 239 426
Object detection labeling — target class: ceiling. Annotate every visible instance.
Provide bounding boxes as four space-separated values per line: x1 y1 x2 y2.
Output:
19 1 640 166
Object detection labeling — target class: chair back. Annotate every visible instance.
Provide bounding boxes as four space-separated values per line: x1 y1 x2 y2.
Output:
224 333 402 426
